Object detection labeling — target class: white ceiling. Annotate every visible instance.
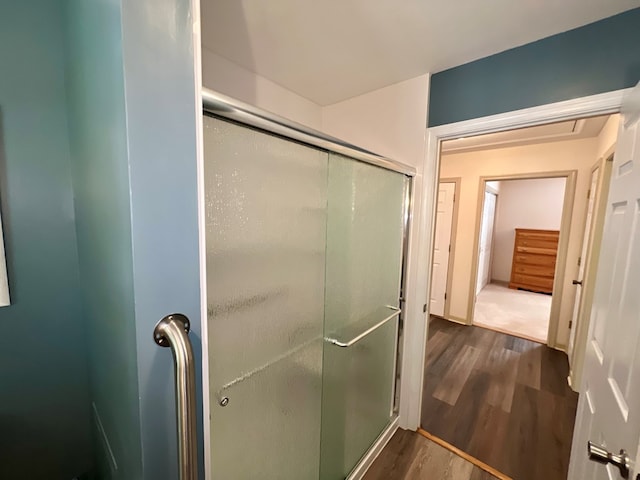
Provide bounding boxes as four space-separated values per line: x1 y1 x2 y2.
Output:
200 1 640 105
442 115 611 154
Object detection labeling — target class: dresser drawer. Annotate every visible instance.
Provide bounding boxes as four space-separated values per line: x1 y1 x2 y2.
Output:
517 231 559 242
516 245 558 256
511 274 554 291
513 264 555 277
514 253 556 267
516 238 558 250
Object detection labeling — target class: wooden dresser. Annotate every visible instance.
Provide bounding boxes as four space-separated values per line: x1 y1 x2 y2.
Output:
508 228 559 294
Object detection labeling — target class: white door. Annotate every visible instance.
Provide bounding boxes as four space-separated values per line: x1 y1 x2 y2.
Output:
476 190 497 295
430 182 455 317
568 82 640 480
568 164 600 361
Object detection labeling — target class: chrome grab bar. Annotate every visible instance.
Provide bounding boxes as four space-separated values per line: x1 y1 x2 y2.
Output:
154 314 197 480
325 306 401 348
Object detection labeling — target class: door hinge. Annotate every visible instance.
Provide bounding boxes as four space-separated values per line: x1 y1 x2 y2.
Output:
587 189 591 200
444 292 447 300
577 256 581 267
448 244 451 253
453 193 456 203
569 320 573 329
423 304 427 313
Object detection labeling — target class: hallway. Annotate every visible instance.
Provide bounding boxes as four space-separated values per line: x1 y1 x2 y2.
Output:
421 318 578 480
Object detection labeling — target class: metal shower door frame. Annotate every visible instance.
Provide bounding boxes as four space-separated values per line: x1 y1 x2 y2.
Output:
200 88 415 479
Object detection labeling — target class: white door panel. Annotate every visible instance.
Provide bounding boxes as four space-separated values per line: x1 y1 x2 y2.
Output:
568 165 600 361
569 82 640 480
430 182 455 317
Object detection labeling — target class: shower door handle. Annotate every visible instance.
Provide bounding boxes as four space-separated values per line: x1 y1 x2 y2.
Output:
154 314 198 480
325 306 401 348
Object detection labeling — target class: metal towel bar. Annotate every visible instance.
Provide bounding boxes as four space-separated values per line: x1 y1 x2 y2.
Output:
325 306 401 348
154 314 197 480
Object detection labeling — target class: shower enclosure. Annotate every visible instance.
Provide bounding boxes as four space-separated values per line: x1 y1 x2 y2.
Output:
201 91 413 479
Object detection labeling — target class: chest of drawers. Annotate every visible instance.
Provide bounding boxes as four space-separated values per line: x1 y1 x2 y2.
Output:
508 228 559 294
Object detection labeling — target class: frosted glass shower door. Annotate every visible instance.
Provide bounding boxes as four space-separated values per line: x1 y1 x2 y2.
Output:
321 154 408 480
202 116 328 480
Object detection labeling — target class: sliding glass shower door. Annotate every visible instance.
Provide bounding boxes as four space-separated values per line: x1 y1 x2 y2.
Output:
202 114 408 480
203 116 327 479
320 154 407 479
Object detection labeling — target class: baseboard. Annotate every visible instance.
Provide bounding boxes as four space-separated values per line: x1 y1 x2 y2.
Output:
444 315 468 325
554 343 567 352
347 416 399 480
417 429 513 480
491 279 509 287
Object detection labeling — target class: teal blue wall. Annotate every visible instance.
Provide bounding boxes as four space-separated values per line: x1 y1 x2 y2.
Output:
65 0 203 478
64 0 143 479
120 1 204 478
429 8 640 126
0 1 92 478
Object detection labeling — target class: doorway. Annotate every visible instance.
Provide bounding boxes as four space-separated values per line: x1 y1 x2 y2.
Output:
473 176 568 344
426 113 616 348
421 112 619 479
475 185 497 297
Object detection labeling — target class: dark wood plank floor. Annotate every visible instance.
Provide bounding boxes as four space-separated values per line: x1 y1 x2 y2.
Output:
364 429 499 480
421 318 578 480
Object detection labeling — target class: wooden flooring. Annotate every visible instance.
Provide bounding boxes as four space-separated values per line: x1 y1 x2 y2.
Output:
364 429 499 480
421 318 578 480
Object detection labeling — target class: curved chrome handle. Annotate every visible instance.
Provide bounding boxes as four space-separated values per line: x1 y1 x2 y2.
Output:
154 314 197 480
588 441 629 478
325 307 400 348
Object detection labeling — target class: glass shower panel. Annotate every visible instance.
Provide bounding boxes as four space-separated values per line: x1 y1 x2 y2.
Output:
203 116 328 480
321 153 407 480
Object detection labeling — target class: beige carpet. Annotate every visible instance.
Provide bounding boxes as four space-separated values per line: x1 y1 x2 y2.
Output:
473 283 551 343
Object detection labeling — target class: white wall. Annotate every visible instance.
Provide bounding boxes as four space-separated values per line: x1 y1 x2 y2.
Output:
440 137 599 347
596 114 620 158
492 178 566 282
322 75 430 168
201 48 323 129
201 47 431 168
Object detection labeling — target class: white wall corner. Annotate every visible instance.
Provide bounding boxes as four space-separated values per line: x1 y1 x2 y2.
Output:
321 74 431 169
201 47 323 130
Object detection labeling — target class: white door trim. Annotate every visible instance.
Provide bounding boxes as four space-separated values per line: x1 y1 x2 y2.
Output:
399 88 629 431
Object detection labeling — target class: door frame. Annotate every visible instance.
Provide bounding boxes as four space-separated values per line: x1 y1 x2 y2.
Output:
469 172 577 347
399 88 629 431
428 177 461 320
